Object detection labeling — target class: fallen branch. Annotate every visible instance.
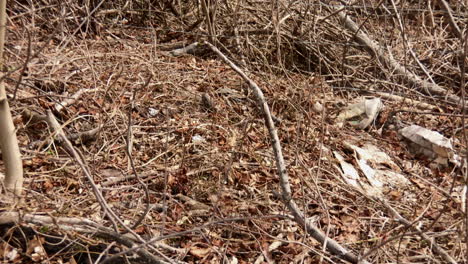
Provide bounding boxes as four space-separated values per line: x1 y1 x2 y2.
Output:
43 110 166 264
375 91 438 110
54 88 97 113
379 199 458 264
333 5 466 107
0 212 180 263
22 109 103 146
438 0 462 39
205 41 369 264
168 42 209 57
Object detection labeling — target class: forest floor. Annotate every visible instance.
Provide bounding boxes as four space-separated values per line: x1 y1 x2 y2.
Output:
1 22 467 264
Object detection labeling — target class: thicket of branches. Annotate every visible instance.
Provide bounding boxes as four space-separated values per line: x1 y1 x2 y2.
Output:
12 0 466 100
1 0 467 263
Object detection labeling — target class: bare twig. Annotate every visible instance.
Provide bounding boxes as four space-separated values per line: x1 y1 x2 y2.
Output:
379 199 457 264
389 0 437 87
0 212 171 264
204 41 369 264
459 26 468 258
438 0 462 39
332 5 467 107
100 215 288 264
54 88 98 113
124 76 152 231
44 110 165 264
57 0 106 51
94 241 116 264
12 30 32 101
200 0 216 43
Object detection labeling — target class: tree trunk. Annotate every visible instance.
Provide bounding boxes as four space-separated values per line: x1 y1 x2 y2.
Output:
0 0 23 196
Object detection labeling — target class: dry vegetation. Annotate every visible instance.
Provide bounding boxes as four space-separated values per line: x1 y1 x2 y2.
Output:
0 0 467 263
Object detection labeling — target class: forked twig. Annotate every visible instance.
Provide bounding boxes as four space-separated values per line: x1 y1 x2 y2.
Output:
379 199 457 264
44 110 166 264
331 5 467 107
0 212 171 264
204 41 368 264
438 0 462 39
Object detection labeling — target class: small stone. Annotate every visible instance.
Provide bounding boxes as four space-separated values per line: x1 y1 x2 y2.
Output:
313 102 323 113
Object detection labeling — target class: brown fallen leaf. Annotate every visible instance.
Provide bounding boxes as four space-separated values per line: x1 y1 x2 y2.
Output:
189 245 211 258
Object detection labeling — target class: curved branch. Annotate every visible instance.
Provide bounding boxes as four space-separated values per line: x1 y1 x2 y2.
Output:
333 5 466 107
205 41 368 264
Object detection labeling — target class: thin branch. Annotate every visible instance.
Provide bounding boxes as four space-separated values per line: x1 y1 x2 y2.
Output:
438 0 462 39
379 199 457 264
44 110 165 264
0 212 171 264
54 88 98 113
57 0 106 52
12 30 32 101
331 4 467 107
459 24 468 258
124 76 152 231
204 41 369 264
389 0 437 86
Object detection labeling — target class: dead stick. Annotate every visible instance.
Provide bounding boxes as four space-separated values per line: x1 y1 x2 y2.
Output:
333 5 466 107
44 110 165 264
0 212 176 263
380 199 457 264
54 88 97 113
204 41 368 264
438 0 462 39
